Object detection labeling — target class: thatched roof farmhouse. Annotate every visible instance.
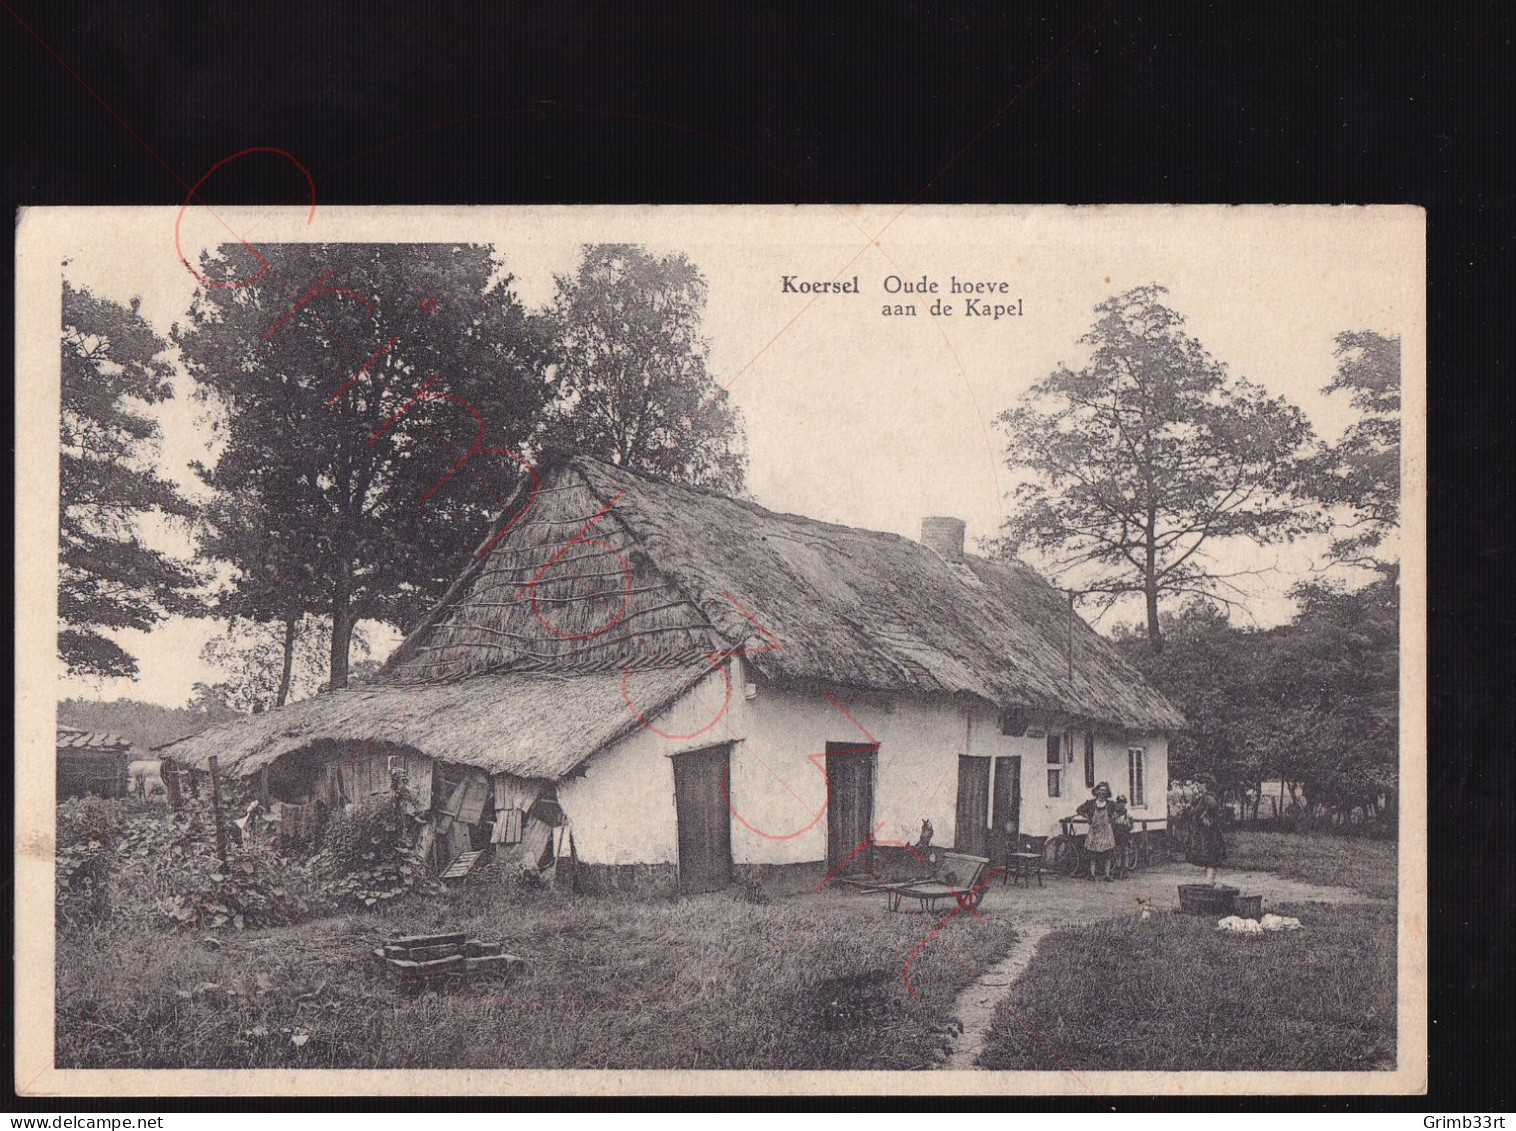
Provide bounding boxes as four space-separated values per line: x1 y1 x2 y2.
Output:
162 454 1183 892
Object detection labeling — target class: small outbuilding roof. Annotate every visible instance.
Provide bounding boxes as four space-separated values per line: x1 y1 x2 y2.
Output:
56 726 133 751
156 662 711 780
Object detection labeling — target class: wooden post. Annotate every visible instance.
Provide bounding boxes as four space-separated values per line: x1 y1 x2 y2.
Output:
163 761 183 810
208 755 229 865
259 765 270 809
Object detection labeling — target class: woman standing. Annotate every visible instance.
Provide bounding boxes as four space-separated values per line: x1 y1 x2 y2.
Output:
1077 781 1118 881
1185 773 1228 884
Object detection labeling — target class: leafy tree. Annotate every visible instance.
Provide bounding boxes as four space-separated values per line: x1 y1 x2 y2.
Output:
1261 574 1399 819
1113 602 1274 797
187 681 236 717
199 616 371 713
59 282 204 677
997 285 1319 651
1118 578 1399 823
541 244 748 492
176 243 552 689
1309 330 1401 565
197 489 324 706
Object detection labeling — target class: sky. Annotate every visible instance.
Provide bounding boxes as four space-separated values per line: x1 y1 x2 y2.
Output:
40 204 1423 707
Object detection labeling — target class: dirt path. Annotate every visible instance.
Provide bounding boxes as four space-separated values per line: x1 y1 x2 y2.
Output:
939 862 1387 1070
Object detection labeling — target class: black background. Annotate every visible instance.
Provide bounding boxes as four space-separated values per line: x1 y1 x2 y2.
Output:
4 0 1510 1113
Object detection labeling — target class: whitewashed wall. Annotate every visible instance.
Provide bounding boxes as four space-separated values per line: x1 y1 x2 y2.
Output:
559 660 1168 865
731 686 972 865
1013 728 1170 837
556 664 745 865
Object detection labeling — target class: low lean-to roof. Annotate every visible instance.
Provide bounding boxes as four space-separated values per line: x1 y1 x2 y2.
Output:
158 663 710 779
386 454 1186 733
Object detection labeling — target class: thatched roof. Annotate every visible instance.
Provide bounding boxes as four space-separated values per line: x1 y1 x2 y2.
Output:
384 454 1184 733
157 663 710 780
168 455 1180 783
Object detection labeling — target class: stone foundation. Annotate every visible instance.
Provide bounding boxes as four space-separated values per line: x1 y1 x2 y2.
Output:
731 860 828 895
569 860 833 896
571 862 679 896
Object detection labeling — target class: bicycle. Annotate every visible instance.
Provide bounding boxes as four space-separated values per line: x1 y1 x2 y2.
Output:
1050 817 1088 877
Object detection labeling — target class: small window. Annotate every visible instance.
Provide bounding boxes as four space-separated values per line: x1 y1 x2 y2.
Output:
1045 733 1063 797
1084 732 1096 788
1127 747 1146 807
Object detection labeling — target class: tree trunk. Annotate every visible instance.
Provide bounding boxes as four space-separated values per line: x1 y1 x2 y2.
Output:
275 615 298 707
1144 508 1163 652
330 568 354 691
1145 579 1163 652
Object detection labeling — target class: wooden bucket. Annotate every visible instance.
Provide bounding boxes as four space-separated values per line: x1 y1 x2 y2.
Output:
1177 883 1239 915
1232 893 1263 919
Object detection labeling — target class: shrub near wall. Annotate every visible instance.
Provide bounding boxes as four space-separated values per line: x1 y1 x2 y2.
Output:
309 794 439 910
107 802 312 929
58 798 309 932
56 797 122 927
56 791 463 945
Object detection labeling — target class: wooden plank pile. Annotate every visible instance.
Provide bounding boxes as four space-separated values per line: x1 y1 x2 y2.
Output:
372 931 527 990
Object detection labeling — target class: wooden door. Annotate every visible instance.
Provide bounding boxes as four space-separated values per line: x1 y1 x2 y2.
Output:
993 755 1021 844
955 755 991 856
825 743 877 874
673 746 733 893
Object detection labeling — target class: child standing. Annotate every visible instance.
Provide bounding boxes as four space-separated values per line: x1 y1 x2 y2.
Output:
1077 782 1118 881
1112 794 1134 876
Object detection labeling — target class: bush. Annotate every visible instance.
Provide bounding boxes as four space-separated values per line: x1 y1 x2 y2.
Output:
57 796 123 849
309 794 439 909
56 798 124 927
160 848 313 930
104 803 315 930
57 790 448 936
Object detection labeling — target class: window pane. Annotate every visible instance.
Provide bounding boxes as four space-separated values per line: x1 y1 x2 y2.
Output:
1047 769 1061 798
1128 747 1145 807
1046 733 1061 765
1084 732 1096 788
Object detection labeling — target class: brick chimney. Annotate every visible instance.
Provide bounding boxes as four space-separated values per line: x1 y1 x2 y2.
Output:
920 516 966 563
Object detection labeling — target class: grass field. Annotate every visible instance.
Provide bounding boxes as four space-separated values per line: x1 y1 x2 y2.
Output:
977 819 1401 1073
1225 828 1398 900
56 885 1016 1070
976 900 1396 1072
